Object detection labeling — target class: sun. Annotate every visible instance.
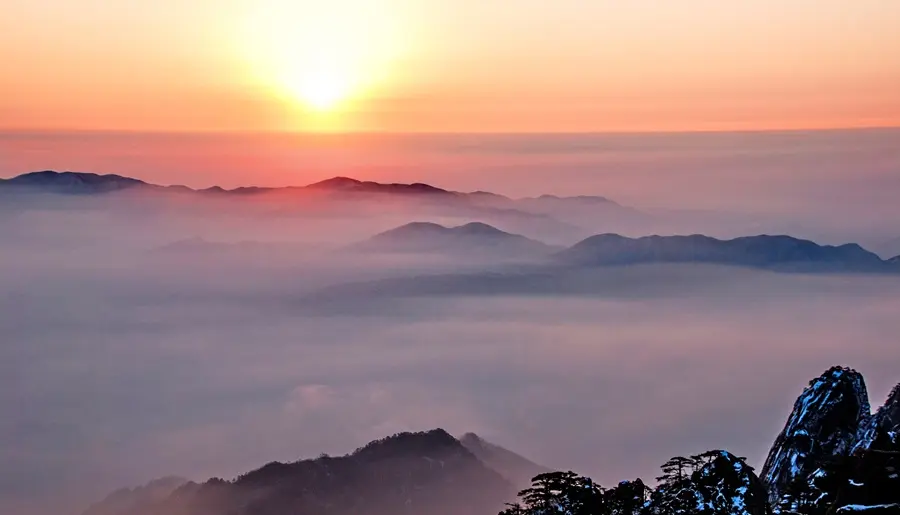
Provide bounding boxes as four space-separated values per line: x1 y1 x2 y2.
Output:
283 61 355 111
297 73 347 111
244 0 406 118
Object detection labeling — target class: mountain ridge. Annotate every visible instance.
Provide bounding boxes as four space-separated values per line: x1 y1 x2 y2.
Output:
0 170 615 205
80 368 900 515
81 429 530 515
352 221 557 258
557 233 893 272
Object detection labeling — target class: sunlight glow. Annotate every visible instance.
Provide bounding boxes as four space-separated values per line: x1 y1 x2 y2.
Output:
244 0 406 117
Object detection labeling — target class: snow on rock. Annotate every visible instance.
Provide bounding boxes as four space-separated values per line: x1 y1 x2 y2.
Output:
647 451 770 515
836 504 900 514
761 367 871 505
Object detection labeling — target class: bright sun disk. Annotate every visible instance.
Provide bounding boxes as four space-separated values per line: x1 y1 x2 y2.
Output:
285 65 354 111
245 0 407 118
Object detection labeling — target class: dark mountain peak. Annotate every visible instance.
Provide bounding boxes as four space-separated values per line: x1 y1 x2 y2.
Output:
855 382 900 453
889 255 900 263
455 221 508 236
459 432 485 446
354 221 553 258
382 222 450 234
92 427 513 515
761 366 871 504
201 185 227 193
883 382 900 410
351 428 465 460
305 176 453 196
307 176 364 189
558 233 887 271
468 190 510 200
3 170 146 194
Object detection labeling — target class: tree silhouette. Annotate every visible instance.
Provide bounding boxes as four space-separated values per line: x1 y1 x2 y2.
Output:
507 471 607 515
655 456 695 486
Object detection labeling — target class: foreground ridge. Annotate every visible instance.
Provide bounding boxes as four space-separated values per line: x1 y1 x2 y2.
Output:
81 367 900 515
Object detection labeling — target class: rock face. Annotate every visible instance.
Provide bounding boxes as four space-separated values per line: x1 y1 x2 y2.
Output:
761 367 871 505
855 384 900 453
762 368 900 514
694 452 772 515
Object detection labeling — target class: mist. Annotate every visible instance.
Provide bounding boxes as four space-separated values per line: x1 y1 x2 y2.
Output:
3 186 900 515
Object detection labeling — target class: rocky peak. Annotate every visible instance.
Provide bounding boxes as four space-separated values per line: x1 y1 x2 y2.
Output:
350 428 467 461
855 383 900 453
761 367 871 505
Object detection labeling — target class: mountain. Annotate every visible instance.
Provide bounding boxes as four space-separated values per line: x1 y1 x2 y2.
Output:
760 367 871 504
352 222 557 259
307 176 456 197
889 255 900 264
0 170 149 194
459 432 550 489
0 171 603 207
82 429 515 515
82 476 188 515
81 368 900 515
875 237 900 260
556 234 889 272
761 367 900 514
853 384 900 453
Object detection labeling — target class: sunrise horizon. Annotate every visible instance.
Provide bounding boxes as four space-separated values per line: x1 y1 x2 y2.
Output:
3 3 900 515
6 1 899 134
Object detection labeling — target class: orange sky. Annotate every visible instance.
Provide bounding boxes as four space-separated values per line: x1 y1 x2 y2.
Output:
2 0 899 132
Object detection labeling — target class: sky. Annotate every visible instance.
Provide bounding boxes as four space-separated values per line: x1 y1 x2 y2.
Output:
2 0 899 132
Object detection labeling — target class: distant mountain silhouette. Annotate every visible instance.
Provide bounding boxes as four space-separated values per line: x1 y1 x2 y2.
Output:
889 255 900 264
459 433 550 489
1 171 639 243
82 476 188 515
307 176 456 196
0 171 149 194
82 429 515 515
0 171 624 211
556 234 889 271
875 237 900 259
352 222 557 258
